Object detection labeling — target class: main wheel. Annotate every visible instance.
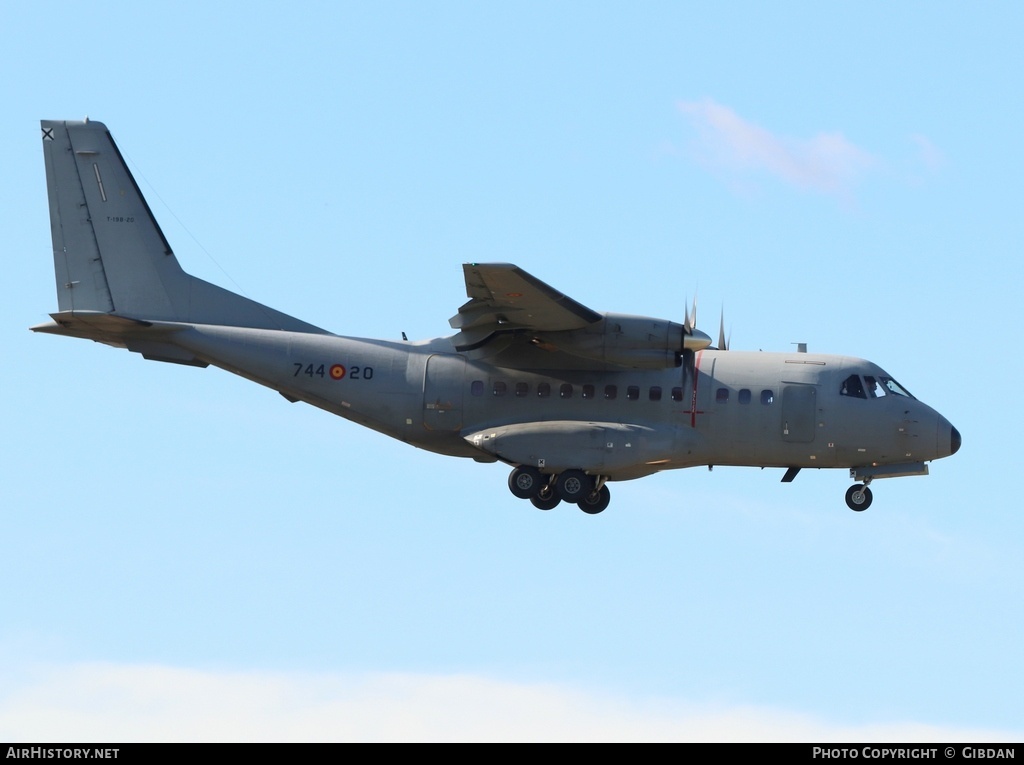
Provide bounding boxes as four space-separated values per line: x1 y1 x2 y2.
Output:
577 485 611 515
531 485 561 511
556 469 592 502
845 483 873 511
508 466 544 499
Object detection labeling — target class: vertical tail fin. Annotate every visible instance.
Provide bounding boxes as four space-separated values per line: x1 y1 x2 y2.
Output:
39 119 324 333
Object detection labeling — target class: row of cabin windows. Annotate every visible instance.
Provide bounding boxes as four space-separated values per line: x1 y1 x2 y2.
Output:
471 380 683 401
716 388 776 405
470 380 777 406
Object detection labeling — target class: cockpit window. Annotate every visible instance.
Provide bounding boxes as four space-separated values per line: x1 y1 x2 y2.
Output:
840 374 866 399
881 377 914 398
863 376 886 398
841 373 916 400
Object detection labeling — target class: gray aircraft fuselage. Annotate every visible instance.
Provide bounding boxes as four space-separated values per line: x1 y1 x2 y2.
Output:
170 323 957 481
33 119 960 514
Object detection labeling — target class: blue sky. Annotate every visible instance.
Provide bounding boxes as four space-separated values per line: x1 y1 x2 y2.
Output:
2 1 1022 742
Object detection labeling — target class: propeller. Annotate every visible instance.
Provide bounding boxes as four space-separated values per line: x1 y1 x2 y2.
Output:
717 308 730 351
680 296 710 392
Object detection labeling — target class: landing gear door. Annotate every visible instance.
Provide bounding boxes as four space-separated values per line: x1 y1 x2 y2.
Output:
423 354 466 432
781 384 816 443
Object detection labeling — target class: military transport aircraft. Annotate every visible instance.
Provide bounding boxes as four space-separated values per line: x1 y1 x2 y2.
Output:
34 119 961 515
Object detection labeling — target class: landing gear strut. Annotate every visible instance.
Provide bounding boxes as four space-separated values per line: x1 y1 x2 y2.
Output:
845 482 873 511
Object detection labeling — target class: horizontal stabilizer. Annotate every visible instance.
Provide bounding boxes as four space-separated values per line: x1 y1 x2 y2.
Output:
32 310 159 341
31 310 206 366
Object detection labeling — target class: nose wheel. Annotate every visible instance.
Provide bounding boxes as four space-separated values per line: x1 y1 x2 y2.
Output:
845 483 873 511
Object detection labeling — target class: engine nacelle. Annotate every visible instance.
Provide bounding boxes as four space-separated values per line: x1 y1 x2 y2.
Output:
536 313 710 369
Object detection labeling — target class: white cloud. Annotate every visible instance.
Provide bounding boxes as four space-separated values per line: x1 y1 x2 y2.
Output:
677 99 876 196
1 662 1019 743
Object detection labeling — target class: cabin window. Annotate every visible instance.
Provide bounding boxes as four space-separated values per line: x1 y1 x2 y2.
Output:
671 387 683 402
761 389 774 405
537 382 551 398
560 383 573 399
493 381 507 396
738 389 751 405
582 384 595 399
840 374 866 399
626 385 639 401
716 388 729 403
649 386 662 401
515 382 529 397
604 385 618 400
471 380 484 396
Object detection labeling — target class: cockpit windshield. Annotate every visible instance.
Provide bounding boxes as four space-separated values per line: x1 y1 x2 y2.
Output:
880 376 914 398
840 373 915 400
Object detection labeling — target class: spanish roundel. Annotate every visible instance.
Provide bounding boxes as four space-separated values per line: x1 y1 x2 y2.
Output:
329 364 346 380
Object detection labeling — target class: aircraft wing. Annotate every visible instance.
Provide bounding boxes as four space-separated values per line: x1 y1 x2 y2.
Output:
449 263 602 352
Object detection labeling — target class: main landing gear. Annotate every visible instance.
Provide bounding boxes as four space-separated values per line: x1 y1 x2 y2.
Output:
508 466 610 514
845 481 873 511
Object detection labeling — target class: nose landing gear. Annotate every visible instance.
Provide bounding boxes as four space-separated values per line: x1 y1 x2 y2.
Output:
844 462 929 512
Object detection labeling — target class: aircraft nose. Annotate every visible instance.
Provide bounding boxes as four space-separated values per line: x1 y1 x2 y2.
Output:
936 415 961 458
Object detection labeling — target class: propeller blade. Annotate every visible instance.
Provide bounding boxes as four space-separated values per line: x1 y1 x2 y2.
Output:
680 306 712 352
718 309 728 351
681 348 695 391
683 294 698 334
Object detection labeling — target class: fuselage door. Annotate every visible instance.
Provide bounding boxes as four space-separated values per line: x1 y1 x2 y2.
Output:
781 384 816 443
423 354 466 431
